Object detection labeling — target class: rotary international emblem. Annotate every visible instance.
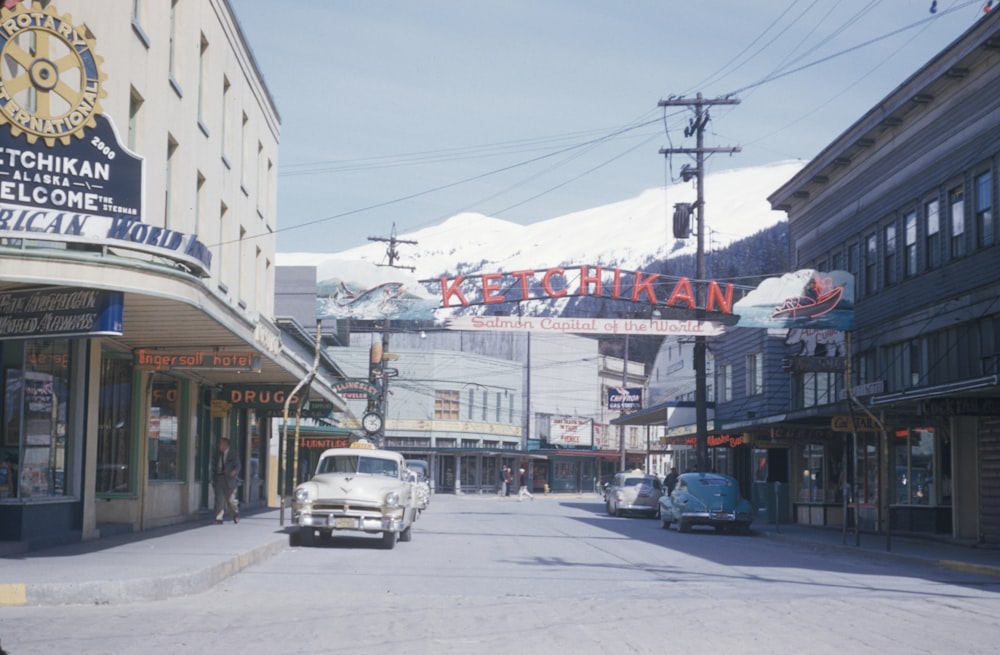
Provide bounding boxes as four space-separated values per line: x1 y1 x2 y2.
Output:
0 1 106 146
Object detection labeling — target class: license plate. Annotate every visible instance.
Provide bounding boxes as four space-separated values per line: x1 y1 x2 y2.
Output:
334 517 357 529
712 512 731 520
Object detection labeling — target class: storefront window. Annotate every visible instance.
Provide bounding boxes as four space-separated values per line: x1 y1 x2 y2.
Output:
799 444 824 503
96 355 133 494
856 435 878 504
148 375 181 480
893 428 940 505
3 340 72 499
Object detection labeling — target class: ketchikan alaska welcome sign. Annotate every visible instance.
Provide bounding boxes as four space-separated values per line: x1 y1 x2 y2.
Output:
314 262 854 334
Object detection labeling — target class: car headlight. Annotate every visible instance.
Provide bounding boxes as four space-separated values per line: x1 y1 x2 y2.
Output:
294 487 310 503
384 491 400 507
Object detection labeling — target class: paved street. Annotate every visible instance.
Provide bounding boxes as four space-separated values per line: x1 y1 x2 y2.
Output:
2 494 999 654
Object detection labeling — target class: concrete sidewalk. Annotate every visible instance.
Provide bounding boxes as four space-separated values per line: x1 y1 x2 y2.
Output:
1 499 999 606
0 509 291 607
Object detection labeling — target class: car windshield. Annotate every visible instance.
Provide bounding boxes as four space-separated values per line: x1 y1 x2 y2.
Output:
317 455 399 478
697 478 731 486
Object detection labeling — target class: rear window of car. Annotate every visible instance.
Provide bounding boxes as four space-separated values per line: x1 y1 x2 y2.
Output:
624 477 659 488
697 478 731 487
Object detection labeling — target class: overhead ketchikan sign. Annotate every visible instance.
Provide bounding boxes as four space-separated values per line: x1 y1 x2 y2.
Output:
314 258 854 336
0 1 212 275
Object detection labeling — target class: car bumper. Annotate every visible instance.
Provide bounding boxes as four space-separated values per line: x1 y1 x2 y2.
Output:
679 510 751 526
294 504 407 533
619 502 659 514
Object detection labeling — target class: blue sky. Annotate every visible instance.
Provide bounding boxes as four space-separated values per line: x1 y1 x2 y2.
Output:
231 1 992 255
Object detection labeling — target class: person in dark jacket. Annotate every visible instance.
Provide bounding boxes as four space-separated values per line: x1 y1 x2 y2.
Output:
212 437 241 524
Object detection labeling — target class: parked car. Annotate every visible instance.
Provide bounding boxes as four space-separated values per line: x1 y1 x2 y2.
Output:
405 459 431 512
605 470 663 518
658 472 753 534
291 441 418 549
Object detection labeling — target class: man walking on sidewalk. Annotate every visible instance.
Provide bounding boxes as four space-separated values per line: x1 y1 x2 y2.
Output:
212 437 241 524
518 467 534 501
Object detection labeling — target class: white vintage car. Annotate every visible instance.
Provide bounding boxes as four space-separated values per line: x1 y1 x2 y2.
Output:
291 442 418 549
405 459 431 512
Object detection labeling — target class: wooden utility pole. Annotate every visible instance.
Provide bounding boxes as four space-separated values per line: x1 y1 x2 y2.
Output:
366 224 417 447
658 93 740 472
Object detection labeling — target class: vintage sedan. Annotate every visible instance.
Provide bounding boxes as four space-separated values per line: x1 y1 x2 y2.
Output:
291 442 418 549
605 470 663 518
405 459 431 512
659 472 753 534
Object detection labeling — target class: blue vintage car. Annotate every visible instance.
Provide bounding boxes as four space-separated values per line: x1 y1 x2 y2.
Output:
658 472 753 534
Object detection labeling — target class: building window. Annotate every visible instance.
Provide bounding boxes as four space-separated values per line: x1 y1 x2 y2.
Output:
128 87 143 152
164 135 178 227
925 198 940 269
719 364 732 402
197 33 209 132
481 390 488 421
221 76 231 165
975 170 993 248
466 388 474 420
240 112 250 192
865 233 878 295
904 210 917 277
883 223 896 286
168 0 181 95
97 355 133 495
148 375 181 481
949 186 965 258
434 391 459 420
746 352 763 396
194 171 205 236
217 201 228 293
847 242 859 280
802 372 836 408
3 340 73 500
496 392 502 422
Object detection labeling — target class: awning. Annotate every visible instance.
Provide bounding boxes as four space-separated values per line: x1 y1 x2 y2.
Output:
611 400 714 428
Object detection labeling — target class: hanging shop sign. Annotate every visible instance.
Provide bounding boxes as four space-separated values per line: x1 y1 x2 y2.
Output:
831 415 881 432
331 379 380 399
133 349 260 372
0 2 212 275
221 384 304 410
0 285 122 338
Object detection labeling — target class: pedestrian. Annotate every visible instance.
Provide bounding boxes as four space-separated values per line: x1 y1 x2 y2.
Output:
504 466 513 496
517 467 533 501
664 467 679 495
498 466 507 496
212 437 241 524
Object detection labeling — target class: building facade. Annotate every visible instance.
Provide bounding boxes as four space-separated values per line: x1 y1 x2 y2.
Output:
0 0 343 548
768 9 1000 543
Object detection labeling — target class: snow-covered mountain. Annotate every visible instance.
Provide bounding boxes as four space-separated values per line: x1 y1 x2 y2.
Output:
278 160 803 282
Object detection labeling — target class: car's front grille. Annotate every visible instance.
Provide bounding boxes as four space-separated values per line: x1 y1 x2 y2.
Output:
312 501 381 514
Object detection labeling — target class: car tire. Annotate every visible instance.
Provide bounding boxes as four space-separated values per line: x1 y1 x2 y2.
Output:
299 528 315 547
606 501 614 516
289 529 301 546
661 518 671 529
615 506 623 518
381 530 397 550
677 518 690 533
399 525 412 542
